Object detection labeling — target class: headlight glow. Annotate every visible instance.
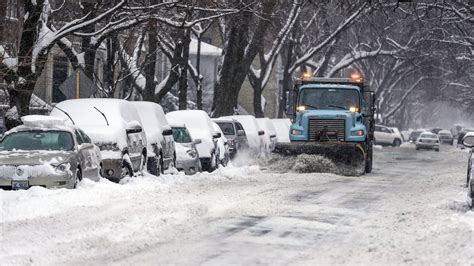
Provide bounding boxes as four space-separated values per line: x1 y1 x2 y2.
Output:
291 129 303 135
351 130 364 136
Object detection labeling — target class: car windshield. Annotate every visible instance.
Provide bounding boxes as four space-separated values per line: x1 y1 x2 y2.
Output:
172 127 192 143
0 130 74 151
298 88 360 110
217 122 235 135
420 134 437 139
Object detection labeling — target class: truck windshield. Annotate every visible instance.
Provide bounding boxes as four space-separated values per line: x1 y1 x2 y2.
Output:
298 88 360 110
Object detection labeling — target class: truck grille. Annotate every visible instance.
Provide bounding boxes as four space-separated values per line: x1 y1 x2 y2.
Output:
308 119 346 142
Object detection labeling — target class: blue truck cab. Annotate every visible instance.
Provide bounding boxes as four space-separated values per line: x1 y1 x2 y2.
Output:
283 77 376 173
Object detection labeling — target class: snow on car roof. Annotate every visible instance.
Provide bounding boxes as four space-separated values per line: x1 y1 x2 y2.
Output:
51 98 143 127
169 121 186 128
5 115 76 136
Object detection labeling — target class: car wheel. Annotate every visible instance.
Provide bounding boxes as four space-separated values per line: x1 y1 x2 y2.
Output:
435 148 439 152
416 146 420 150
148 154 161 176
393 139 401 147
121 159 133 178
73 167 82 189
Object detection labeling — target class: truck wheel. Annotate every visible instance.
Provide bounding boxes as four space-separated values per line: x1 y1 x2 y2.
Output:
393 139 401 147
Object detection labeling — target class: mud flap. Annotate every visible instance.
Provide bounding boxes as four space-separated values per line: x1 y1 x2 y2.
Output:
273 142 366 169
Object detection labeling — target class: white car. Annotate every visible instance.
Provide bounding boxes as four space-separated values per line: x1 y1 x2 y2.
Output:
415 132 440 151
51 99 147 181
270 118 291 143
374 124 402 146
131 102 176 175
170 122 202 175
220 115 265 157
256 118 277 154
389 127 405 142
166 110 219 172
212 122 230 166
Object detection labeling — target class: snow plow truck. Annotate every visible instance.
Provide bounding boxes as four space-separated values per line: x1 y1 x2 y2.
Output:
274 73 376 175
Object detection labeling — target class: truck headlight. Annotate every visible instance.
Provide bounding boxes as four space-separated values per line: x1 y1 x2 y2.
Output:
291 129 303 135
351 130 364 136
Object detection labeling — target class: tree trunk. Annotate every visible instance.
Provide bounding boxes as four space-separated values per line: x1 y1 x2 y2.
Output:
253 86 264 118
277 40 295 118
81 2 97 80
144 22 158 102
178 30 190 110
212 0 274 117
196 37 203 110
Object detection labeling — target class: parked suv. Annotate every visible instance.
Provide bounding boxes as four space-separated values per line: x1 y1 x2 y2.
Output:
51 99 147 181
131 102 176 175
374 124 402 146
213 118 248 159
462 132 474 208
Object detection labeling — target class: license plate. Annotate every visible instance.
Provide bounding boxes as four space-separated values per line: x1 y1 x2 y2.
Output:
11 180 29 190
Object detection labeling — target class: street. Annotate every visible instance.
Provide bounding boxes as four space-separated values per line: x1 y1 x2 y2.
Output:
1 144 473 265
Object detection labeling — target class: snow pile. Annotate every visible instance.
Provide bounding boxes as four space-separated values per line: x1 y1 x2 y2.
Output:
292 154 337 173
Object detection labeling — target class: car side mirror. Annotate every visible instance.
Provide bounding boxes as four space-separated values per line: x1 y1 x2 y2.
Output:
213 132 222 139
126 121 142 134
463 135 474 148
237 130 245 136
270 134 276 138
79 143 93 150
162 129 173 136
258 130 265 136
193 139 202 145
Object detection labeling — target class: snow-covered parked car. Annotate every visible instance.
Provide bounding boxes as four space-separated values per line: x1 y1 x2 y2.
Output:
0 115 102 190
212 122 230 166
212 118 248 159
221 115 264 157
270 118 291 143
256 118 277 152
166 110 219 172
170 123 202 175
50 99 147 181
131 101 175 175
374 124 402 146
437 130 454 145
415 132 440 152
462 132 474 208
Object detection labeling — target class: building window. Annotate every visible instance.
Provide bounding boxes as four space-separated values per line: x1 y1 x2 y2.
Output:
6 0 18 19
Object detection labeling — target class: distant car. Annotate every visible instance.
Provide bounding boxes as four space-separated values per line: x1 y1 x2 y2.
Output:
131 102 176 175
256 118 278 152
430 128 443 135
415 132 440 151
51 99 147 181
212 122 230 166
170 123 202 175
221 115 265 157
374 124 402 146
0 116 102 190
213 118 248 159
389 127 405 142
437 130 454 145
166 110 219 172
462 132 474 208
409 130 424 143
270 118 291 143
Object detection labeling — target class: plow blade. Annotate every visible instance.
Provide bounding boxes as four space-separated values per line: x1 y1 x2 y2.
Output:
273 142 366 168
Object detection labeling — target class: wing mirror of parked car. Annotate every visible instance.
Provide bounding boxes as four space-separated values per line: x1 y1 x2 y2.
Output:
463 135 474 148
237 130 245 136
126 121 143 134
162 129 173 136
258 130 265 136
213 132 222 139
270 134 276 138
78 143 94 150
193 139 202 145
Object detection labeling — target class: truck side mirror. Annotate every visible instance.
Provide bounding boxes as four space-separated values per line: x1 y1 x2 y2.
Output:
285 91 296 116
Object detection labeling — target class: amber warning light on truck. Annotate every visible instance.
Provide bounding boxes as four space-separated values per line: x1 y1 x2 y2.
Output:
351 72 363 83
